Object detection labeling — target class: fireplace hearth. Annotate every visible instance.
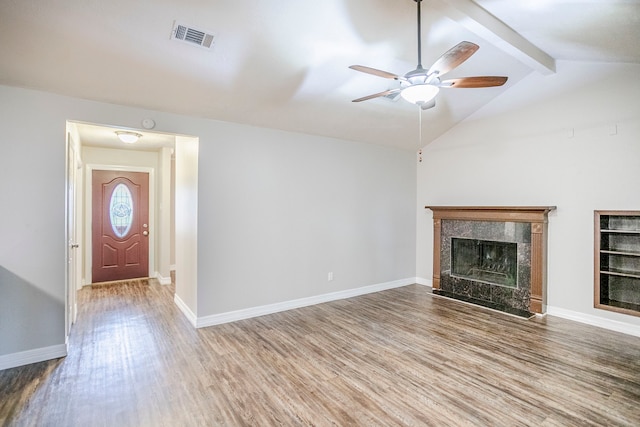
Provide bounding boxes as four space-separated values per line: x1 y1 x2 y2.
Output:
426 206 555 317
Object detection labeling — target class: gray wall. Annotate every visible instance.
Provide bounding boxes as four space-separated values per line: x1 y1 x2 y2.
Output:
0 84 417 362
196 123 416 315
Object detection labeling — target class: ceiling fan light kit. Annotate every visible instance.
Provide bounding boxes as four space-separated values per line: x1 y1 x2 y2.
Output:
400 84 439 106
349 0 507 110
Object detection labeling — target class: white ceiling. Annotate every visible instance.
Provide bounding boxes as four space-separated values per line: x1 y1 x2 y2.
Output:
1 0 638 150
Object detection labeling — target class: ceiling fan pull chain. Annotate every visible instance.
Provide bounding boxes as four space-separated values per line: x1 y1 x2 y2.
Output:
418 106 423 150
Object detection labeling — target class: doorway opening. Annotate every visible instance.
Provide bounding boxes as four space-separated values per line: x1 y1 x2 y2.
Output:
65 120 198 341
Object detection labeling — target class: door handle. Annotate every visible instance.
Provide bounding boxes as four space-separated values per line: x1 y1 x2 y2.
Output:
71 244 79 249
143 231 149 236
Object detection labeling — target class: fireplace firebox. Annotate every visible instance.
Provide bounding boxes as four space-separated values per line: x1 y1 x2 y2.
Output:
451 238 518 287
426 206 555 317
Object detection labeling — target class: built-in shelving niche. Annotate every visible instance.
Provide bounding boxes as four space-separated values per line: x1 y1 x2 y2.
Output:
595 211 640 317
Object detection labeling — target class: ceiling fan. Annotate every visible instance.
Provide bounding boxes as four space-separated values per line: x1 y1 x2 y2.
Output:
349 0 508 110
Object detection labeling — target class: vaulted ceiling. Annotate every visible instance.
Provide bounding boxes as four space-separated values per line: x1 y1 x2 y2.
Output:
1 0 638 150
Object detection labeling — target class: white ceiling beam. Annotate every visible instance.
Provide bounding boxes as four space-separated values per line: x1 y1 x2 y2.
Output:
435 0 556 75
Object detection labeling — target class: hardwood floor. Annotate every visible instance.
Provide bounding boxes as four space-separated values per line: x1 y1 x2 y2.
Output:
1 281 639 426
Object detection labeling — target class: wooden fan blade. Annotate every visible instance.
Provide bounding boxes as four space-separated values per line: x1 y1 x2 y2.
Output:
427 41 479 76
352 89 401 103
440 76 508 88
349 65 403 81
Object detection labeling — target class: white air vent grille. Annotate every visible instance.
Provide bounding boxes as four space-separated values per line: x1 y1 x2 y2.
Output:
171 22 214 49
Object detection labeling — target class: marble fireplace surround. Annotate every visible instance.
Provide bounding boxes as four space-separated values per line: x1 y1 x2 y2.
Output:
426 206 555 317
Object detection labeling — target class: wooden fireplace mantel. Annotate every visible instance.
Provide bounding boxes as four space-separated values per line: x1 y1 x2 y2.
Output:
425 206 556 315
426 206 556 223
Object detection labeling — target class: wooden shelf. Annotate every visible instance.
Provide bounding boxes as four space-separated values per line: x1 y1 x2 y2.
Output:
594 210 640 317
600 269 640 280
601 229 640 234
600 249 640 257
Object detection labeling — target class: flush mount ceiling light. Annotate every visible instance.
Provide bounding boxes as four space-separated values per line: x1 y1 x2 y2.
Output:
115 131 142 144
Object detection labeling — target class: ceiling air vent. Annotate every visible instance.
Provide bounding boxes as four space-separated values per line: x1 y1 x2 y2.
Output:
171 22 214 49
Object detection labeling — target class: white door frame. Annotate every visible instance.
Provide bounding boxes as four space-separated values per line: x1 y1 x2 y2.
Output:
65 130 81 338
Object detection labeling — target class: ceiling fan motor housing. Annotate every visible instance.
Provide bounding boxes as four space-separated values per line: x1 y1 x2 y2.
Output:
403 67 441 86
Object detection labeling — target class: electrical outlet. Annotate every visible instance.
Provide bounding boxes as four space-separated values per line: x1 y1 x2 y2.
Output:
328 272 334 281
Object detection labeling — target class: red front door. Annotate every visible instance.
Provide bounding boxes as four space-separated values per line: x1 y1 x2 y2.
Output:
92 170 149 283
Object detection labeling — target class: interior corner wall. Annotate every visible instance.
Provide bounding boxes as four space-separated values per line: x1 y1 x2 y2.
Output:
416 61 640 331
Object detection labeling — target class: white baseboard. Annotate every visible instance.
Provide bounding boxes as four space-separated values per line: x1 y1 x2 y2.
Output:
174 294 197 327
156 272 172 285
196 277 417 329
414 277 432 287
0 344 67 371
547 305 640 337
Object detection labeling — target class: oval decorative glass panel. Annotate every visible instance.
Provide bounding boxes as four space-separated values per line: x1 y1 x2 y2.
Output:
109 183 133 238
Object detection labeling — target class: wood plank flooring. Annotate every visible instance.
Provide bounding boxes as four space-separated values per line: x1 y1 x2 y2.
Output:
1 281 639 426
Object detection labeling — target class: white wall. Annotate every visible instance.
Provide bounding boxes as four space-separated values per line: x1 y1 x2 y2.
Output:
174 135 199 319
196 124 417 316
417 61 640 332
82 146 159 168
0 88 67 361
0 84 416 365
157 147 173 284
170 156 176 268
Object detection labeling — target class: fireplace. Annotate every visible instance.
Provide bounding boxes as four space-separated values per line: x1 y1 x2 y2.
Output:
451 238 518 287
426 206 555 317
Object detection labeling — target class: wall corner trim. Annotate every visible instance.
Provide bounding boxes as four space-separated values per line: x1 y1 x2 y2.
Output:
0 344 67 371
156 272 172 286
196 278 418 329
174 294 197 327
546 305 640 338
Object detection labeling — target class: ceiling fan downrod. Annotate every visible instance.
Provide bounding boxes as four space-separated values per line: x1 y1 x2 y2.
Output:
415 0 423 69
